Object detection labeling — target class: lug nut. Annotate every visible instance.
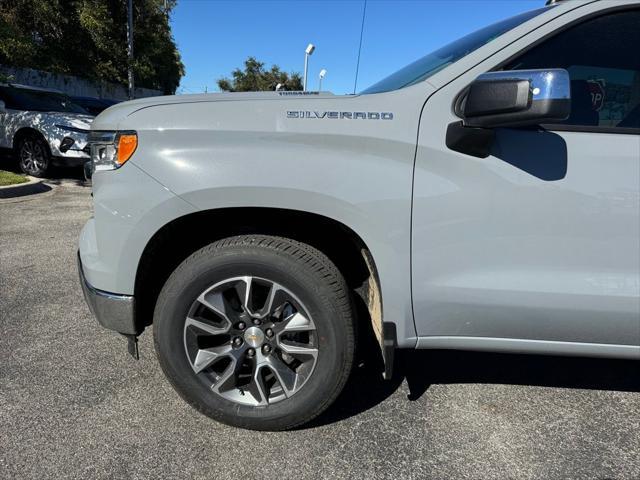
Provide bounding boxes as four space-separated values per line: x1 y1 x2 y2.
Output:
233 337 243 347
252 318 261 326
237 321 246 330
247 348 255 358
265 328 274 338
262 344 272 354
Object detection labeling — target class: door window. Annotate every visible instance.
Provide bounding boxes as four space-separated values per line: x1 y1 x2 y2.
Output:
504 9 640 129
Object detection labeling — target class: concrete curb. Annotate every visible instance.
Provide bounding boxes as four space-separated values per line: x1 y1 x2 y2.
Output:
0 176 53 200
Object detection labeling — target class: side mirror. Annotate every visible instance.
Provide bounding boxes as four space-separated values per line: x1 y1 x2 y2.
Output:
462 69 571 128
447 69 571 157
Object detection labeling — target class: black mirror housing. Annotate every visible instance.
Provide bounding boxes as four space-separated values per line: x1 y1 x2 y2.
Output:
464 79 531 118
461 69 571 128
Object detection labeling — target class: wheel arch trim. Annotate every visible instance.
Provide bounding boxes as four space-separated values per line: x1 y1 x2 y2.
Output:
133 206 396 369
12 127 50 152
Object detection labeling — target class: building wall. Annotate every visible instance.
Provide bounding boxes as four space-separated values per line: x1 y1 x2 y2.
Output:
0 65 162 101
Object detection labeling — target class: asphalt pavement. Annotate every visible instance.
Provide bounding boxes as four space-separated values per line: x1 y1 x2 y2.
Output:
1 174 639 479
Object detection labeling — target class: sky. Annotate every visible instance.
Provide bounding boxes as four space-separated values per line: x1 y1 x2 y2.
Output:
171 0 543 95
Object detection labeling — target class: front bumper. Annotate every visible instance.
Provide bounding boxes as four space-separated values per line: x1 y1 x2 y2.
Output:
77 252 138 335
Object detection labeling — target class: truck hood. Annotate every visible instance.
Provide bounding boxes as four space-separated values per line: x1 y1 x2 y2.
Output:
91 91 337 131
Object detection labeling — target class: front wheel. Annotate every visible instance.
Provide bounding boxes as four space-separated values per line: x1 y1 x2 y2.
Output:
16 134 50 177
153 235 355 430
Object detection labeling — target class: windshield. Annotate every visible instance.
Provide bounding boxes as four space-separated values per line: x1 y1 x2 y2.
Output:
0 86 90 114
361 7 550 94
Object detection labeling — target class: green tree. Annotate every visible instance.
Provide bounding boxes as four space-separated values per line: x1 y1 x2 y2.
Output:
217 57 303 92
0 0 184 95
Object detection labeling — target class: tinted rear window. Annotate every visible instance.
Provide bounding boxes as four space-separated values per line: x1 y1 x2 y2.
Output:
0 87 89 114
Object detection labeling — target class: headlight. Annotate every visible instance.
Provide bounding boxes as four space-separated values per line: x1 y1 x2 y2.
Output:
89 131 137 172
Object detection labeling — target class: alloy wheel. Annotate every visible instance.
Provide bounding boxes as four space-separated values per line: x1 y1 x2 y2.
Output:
19 139 47 176
183 276 318 406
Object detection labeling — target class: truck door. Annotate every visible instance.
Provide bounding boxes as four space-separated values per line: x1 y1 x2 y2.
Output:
412 8 640 348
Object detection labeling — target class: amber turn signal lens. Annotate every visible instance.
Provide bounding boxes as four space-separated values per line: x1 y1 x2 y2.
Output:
117 134 137 165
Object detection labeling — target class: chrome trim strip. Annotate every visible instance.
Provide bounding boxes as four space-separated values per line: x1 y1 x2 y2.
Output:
476 68 571 100
416 336 640 359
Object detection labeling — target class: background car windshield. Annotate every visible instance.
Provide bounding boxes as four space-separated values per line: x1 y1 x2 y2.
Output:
361 7 549 94
0 87 89 114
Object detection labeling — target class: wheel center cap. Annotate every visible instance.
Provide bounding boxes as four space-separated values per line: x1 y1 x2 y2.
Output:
244 326 265 348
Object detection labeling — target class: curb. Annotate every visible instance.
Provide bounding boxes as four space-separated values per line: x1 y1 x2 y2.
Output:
0 176 52 199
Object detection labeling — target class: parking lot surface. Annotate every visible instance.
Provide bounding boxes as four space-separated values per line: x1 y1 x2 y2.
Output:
1 178 639 479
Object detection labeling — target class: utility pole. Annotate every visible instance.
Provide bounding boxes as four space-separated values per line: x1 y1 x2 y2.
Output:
127 0 135 100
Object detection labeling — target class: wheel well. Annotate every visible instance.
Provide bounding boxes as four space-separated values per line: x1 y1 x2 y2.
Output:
13 128 49 152
134 208 384 348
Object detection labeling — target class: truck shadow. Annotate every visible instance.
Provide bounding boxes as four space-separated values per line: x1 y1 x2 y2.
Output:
491 128 568 181
308 338 640 429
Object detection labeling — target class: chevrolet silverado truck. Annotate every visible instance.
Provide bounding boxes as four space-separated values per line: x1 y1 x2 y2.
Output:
78 0 640 431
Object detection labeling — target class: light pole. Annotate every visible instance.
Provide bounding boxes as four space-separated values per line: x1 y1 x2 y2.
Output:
318 69 327 91
303 43 315 91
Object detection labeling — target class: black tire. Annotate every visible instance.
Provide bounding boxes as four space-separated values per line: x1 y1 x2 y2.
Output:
153 235 355 430
16 133 50 177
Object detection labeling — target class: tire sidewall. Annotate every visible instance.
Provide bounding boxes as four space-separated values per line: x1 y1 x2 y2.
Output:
154 242 352 429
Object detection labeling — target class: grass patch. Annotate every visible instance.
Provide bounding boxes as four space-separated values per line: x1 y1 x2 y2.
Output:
0 170 28 186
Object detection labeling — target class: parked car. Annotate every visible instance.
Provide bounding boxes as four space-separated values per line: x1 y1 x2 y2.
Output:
0 84 93 177
71 96 119 117
78 0 640 431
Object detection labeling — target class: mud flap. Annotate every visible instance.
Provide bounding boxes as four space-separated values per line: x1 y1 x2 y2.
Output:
124 334 139 360
382 322 397 380
361 249 396 379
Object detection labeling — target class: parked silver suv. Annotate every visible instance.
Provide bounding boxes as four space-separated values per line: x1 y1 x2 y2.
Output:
78 0 640 430
0 84 93 177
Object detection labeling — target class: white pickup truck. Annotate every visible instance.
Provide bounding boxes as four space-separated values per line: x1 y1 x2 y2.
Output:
79 0 640 430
